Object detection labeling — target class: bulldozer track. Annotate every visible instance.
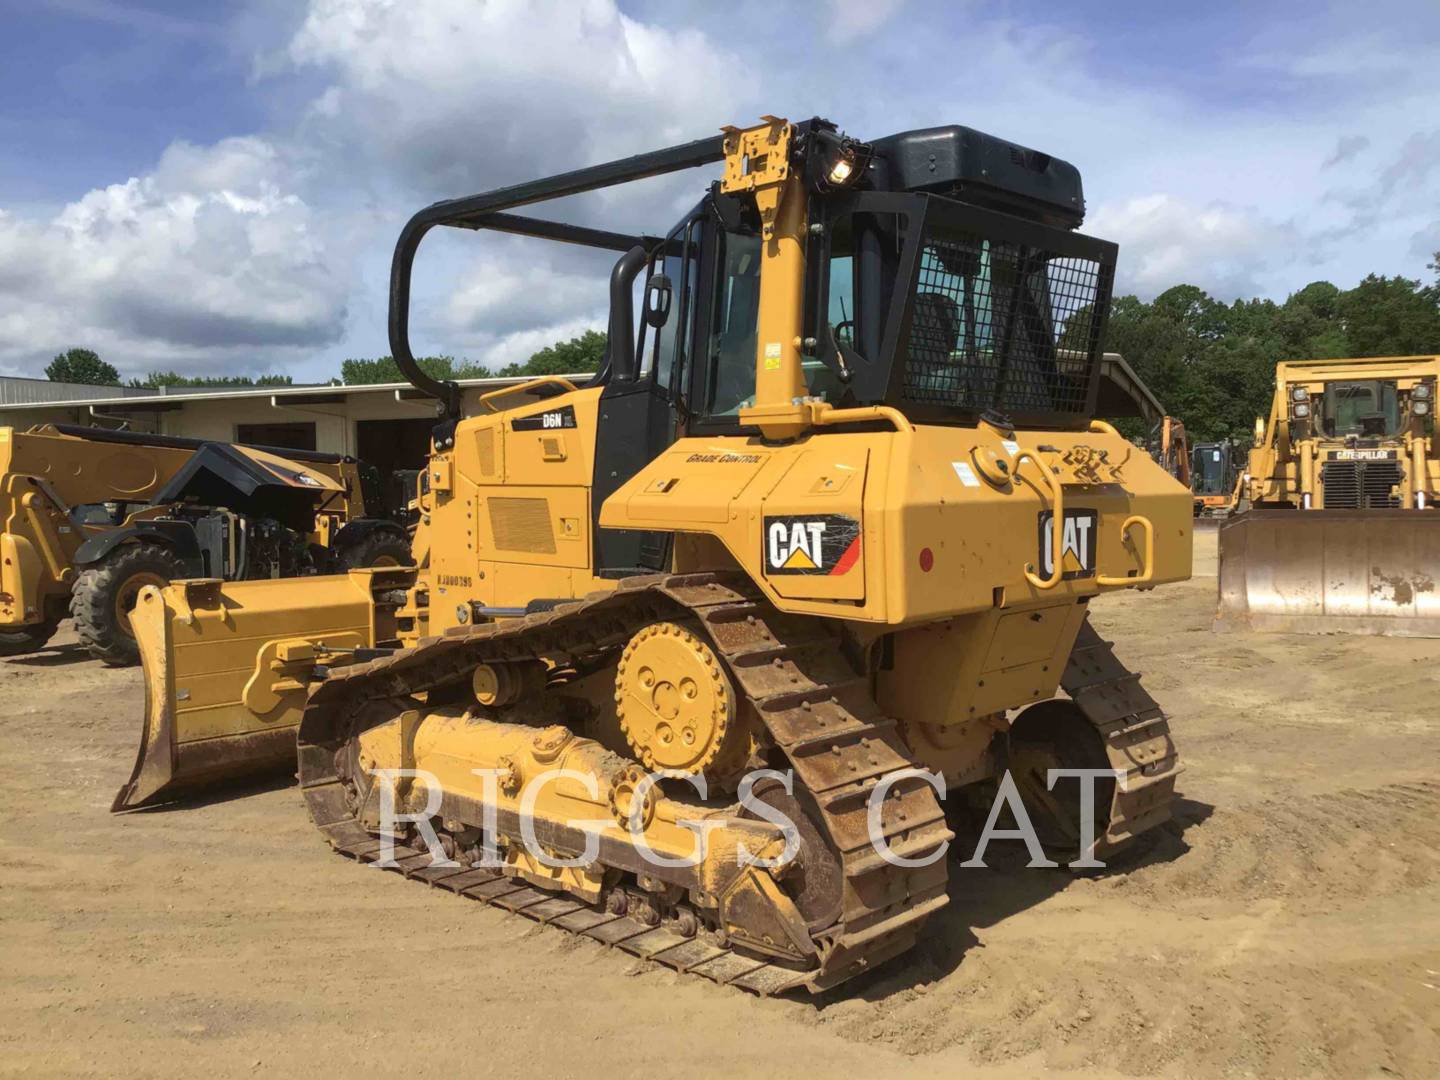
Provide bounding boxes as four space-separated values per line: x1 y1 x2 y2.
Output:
1060 620 1182 855
297 572 953 995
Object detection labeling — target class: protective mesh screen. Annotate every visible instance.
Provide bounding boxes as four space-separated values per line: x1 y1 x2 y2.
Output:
901 229 1109 415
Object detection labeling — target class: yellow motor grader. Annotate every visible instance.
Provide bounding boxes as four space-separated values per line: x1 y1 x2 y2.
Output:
116 116 1190 994
1217 355 1439 635
0 424 408 662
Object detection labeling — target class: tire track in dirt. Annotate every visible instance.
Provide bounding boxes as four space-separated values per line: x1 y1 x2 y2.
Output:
1122 781 1440 906
810 777 1440 1076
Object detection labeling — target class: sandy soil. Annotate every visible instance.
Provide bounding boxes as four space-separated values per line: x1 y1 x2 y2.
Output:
3 528 1438 1079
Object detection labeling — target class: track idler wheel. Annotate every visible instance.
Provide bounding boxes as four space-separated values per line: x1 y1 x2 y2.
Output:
615 621 752 785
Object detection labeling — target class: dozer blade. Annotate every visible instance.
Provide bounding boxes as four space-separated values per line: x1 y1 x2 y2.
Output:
113 571 406 811
1215 509 1440 637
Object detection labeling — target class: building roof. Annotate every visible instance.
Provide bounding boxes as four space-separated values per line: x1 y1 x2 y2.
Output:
2 374 589 411
0 375 153 406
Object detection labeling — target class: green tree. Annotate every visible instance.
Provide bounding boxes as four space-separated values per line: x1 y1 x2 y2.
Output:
340 355 492 385
45 348 119 386
129 371 294 389
515 329 607 375
341 331 605 384
1338 274 1440 356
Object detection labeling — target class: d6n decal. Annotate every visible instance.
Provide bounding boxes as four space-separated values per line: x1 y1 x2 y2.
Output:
763 514 861 576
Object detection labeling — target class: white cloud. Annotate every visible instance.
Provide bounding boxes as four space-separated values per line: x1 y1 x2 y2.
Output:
283 0 747 200
0 136 347 377
4 2 1439 382
1088 194 1301 300
824 0 907 44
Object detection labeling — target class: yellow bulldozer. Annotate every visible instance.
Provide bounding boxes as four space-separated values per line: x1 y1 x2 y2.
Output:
115 116 1190 994
0 423 409 662
1217 355 1439 635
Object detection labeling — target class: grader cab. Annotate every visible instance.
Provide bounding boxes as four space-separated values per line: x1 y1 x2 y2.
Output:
116 116 1191 994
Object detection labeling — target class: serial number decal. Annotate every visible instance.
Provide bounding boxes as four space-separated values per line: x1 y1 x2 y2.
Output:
763 514 861 576
1328 449 1397 461
437 574 473 588
1037 508 1098 580
511 405 577 431
686 452 761 464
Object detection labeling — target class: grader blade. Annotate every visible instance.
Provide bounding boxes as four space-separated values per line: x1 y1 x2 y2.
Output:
1216 509 1440 637
113 571 403 811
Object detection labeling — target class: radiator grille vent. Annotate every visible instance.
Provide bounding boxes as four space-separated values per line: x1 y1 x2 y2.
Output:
1321 460 1402 509
475 429 496 476
488 497 555 553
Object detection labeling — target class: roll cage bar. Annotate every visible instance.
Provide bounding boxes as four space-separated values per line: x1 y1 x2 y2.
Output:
388 135 728 419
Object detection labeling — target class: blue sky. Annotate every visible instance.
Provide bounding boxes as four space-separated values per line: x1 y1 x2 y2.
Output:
0 0 1437 381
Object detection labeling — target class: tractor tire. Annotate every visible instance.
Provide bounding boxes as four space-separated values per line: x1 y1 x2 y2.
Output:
331 530 410 571
0 620 60 657
71 543 187 667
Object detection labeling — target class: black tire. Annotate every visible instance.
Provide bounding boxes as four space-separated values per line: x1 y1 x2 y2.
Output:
71 543 187 666
0 620 60 657
331 529 410 571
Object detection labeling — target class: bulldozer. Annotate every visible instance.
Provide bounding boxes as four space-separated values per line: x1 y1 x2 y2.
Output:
0 423 408 662
115 116 1190 995
1217 355 1439 635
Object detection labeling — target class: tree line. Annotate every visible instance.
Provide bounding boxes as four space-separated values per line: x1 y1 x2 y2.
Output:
42 329 608 390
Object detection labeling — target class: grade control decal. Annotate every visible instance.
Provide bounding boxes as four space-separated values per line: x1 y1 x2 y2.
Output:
763 514 862 576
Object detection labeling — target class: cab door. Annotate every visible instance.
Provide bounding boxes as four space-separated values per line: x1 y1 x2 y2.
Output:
591 210 703 575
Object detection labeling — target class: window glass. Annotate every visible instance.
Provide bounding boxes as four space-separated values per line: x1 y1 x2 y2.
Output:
705 231 763 416
651 219 701 392
1322 381 1400 437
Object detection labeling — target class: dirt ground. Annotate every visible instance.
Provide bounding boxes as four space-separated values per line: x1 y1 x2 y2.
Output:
3 528 1438 1079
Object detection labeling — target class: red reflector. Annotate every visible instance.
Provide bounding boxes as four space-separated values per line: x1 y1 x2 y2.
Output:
919 547 934 573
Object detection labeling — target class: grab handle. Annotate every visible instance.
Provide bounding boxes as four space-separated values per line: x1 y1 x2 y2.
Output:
1016 451 1065 590
480 376 578 413
1097 514 1154 586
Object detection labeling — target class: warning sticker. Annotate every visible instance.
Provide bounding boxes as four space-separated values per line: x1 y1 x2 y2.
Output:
951 461 981 488
763 514 861 576
763 342 783 370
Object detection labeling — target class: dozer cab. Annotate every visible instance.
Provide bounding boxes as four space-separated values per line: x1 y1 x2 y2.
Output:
1217 356 1439 636
0 423 408 662
116 116 1190 994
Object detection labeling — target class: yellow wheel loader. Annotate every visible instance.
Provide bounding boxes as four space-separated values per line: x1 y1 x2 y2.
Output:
1217 356 1439 635
116 116 1191 994
0 424 408 662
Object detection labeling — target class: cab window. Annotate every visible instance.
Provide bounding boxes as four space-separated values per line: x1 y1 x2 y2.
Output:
704 230 762 416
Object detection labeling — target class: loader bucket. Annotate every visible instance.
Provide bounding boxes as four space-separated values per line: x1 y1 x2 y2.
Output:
112 570 408 811
1215 509 1440 637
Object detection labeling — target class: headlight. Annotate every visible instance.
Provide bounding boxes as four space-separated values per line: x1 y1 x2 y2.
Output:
1291 386 1308 402
1414 382 1431 400
1293 403 1311 418
1415 400 1431 416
